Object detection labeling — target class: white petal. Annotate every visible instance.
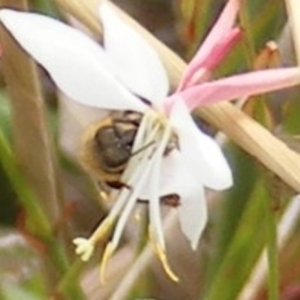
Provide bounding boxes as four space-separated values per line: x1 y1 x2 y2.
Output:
160 150 207 249
170 100 233 190
178 186 207 250
100 3 169 107
0 9 146 112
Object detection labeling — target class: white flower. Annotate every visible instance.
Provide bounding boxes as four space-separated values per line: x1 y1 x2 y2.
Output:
1 0 299 280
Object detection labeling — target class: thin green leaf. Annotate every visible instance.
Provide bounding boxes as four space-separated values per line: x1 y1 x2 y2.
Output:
204 180 269 300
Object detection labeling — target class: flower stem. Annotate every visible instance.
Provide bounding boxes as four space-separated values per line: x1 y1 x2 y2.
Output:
239 0 256 66
0 124 51 237
264 193 279 300
56 259 86 300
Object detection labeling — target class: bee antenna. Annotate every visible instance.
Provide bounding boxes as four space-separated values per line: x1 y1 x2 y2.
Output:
133 93 151 106
131 141 155 157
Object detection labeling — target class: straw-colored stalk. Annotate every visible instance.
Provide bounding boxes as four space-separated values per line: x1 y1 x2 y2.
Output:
0 0 70 290
0 0 64 232
285 0 300 66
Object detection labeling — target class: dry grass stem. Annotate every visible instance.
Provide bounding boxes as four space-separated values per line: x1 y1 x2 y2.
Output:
285 0 300 65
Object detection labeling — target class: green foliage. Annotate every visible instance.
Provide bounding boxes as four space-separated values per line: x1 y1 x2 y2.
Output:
1 282 42 300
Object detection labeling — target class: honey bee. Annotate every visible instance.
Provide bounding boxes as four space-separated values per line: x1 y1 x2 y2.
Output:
80 110 141 186
80 110 180 207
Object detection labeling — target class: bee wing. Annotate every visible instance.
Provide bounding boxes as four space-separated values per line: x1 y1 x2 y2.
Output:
100 3 169 107
59 93 110 158
0 9 146 112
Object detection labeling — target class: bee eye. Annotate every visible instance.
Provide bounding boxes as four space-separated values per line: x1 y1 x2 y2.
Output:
80 111 143 185
95 126 115 147
117 127 137 148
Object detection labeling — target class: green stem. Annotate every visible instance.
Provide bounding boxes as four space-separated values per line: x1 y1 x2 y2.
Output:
56 259 86 300
264 196 279 300
0 130 51 236
239 0 256 66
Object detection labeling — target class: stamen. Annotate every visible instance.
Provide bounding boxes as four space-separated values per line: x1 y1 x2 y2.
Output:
123 114 160 181
100 242 115 284
111 144 160 249
155 244 179 282
130 110 151 152
149 227 179 282
106 187 131 220
73 215 116 262
149 139 170 251
134 207 141 222
89 217 114 244
73 238 94 261
145 124 179 281
99 190 109 202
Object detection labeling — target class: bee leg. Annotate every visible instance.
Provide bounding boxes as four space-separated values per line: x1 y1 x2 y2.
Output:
114 111 142 127
160 194 181 207
106 180 132 190
137 194 181 207
114 118 140 127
